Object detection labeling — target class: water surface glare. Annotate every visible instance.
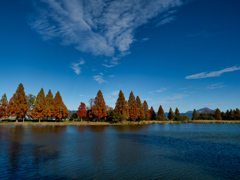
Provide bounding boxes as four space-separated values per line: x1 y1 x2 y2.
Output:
0 124 240 179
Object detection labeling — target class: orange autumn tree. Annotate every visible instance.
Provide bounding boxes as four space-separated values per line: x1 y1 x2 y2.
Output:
136 96 145 120
128 91 139 121
8 83 28 122
114 90 129 121
143 101 149 120
45 90 55 120
91 90 107 120
0 93 8 119
77 102 87 121
54 91 69 121
32 88 46 122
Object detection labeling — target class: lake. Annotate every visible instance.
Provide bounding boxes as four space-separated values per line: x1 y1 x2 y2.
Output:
0 124 240 179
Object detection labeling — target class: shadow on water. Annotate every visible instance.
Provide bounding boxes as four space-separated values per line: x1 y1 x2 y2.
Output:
112 125 150 132
118 133 240 179
88 125 108 133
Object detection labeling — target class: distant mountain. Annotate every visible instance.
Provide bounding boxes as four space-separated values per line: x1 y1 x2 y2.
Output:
164 107 215 119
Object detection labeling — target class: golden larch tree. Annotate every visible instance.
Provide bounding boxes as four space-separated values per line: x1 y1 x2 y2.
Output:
0 93 8 119
8 83 28 122
215 108 222 120
143 101 149 120
45 90 55 120
54 91 69 120
114 90 129 121
91 90 107 120
136 96 145 120
32 88 46 122
128 91 139 121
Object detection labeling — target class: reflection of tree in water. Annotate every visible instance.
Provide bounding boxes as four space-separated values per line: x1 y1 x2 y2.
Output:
0 126 8 140
113 125 150 132
7 126 25 177
31 126 66 134
88 125 108 133
5 126 61 179
77 126 86 133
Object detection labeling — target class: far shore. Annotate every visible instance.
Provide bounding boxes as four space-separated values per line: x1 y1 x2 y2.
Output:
0 120 240 126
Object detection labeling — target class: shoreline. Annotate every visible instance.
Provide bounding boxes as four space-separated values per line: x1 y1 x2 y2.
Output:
0 120 240 126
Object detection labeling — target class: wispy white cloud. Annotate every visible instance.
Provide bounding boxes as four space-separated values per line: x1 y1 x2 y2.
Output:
142 38 149 41
186 30 222 38
111 91 119 96
206 83 224 90
102 64 116 68
178 86 192 90
186 66 240 79
70 59 85 74
30 0 185 64
149 87 168 94
92 69 97 71
93 73 107 84
109 75 115 78
165 93 189 100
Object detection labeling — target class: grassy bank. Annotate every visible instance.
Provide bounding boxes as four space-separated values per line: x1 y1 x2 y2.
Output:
0 120 240 126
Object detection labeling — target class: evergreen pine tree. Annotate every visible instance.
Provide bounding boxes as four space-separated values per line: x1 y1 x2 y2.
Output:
91 90 107 120
143 101 149 120
215 108 222 120
32 88 46 122
128 91 139 121
174 108 181 121
168 107 174 120
157 105 166 120
192 109 198 120
149 106 156 120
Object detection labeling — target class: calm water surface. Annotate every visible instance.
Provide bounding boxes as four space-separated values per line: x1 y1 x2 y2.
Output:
0 124 240 179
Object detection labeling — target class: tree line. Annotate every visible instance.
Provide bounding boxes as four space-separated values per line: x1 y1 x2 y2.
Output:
0 83 69 122
192 108 240 120
1 84 239 122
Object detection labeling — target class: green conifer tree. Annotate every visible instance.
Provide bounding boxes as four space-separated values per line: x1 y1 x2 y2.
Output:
174 108 181 121
156 105 166 120
149 106 156 120
168 107 174 120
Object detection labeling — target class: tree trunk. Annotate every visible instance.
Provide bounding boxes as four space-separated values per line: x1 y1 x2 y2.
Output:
81 117 82 122
39 118 40 123
23 117 25 122
16 117 18 123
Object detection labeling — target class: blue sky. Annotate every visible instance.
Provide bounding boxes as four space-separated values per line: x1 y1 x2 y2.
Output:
0 0 240 113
